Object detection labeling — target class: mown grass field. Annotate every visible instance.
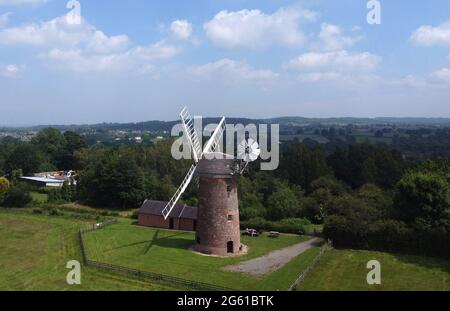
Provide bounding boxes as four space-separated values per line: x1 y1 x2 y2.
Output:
83 218 318 290
298 249 450 291
0 210 173 290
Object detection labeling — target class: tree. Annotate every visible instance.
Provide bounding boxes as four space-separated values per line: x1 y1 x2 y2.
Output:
64 131 87 154
238 177 265 220
78 152 146 209
328 144 405 189
280 144 331 190
32 128 66 154
0 177 10 204
5 144 44 176
394 172 450 230
3 182 32 208
267 184 301 221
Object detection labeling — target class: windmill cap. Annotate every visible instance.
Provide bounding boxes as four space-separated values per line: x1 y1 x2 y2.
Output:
196 155 240 178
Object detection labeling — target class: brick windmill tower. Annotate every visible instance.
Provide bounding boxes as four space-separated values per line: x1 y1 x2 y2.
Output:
162 107 260 256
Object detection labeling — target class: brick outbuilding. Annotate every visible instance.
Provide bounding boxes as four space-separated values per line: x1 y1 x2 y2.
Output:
137 200 197 231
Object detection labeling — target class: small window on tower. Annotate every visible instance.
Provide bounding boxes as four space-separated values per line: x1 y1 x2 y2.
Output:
227 185 232 193
228 215 233 221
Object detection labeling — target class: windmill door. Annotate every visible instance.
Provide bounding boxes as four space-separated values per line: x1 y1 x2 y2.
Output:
227 241 234 253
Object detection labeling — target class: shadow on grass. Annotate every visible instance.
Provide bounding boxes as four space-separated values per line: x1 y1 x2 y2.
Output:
108 231 193 253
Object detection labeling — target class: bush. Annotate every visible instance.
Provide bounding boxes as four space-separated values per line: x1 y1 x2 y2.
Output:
0 177 10 204
3 183 32 208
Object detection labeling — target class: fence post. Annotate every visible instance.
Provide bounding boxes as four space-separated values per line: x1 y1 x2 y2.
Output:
288 241 331 291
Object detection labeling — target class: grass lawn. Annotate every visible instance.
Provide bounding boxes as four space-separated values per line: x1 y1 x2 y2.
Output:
83 218 316 290
30 192 48 203
298 249 450 291
0 210 173 291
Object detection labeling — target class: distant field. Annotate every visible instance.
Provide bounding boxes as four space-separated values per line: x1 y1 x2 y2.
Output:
84 219 318 290
298 249 450 291
280 134 329 144
0 211 173 290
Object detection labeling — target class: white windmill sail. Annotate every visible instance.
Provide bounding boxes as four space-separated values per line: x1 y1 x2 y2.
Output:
162 108 226 220
162 163 197 219
180 107 202 163
203 117 226 154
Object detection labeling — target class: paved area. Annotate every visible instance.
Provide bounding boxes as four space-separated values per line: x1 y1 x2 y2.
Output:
223 238 322 275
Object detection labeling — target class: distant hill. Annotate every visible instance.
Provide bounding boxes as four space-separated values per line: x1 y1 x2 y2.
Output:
2 117 450 132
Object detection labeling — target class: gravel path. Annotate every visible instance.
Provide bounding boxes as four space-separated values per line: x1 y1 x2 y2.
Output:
223 238 322 276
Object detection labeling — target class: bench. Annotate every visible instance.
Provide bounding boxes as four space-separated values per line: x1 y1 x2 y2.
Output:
269 231 280 238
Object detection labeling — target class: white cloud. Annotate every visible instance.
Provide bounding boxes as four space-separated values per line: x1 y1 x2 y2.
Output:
428 67 450 84
297 72 342 82
0 0 47 6
398 68 450 87
411 21 450 46
190 59 278 81
170 20 192 40
203 7 317 49
0 16 130 53
286 50 380 72
0 64 23 77
0 14 184 73
39 41 180 73
315 23 359 51
0 12 11 28
285 50 381 82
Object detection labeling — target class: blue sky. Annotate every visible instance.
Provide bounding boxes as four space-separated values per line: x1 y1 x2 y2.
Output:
0 0 450 125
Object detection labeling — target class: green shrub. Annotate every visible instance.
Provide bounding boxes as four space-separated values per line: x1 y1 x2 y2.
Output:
3 183 32 208
0 177 10 205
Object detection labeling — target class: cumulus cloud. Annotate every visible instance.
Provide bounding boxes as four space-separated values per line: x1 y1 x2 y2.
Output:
286 50 380 72
170 20 192 40
190 59 278 81
0 14 185 73
0 0 47 6
315 23 359 51
0 16 130 53
203 7 317 49
285 50 381 82
428 67 450 83
39 41 180 73
0 64 23 77
411 21 450 46
399 68 450 87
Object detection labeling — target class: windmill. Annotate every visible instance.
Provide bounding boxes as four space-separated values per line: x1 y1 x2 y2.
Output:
162 107 260 255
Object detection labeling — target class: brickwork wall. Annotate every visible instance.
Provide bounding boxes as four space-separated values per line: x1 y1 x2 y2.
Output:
195 175 241 256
